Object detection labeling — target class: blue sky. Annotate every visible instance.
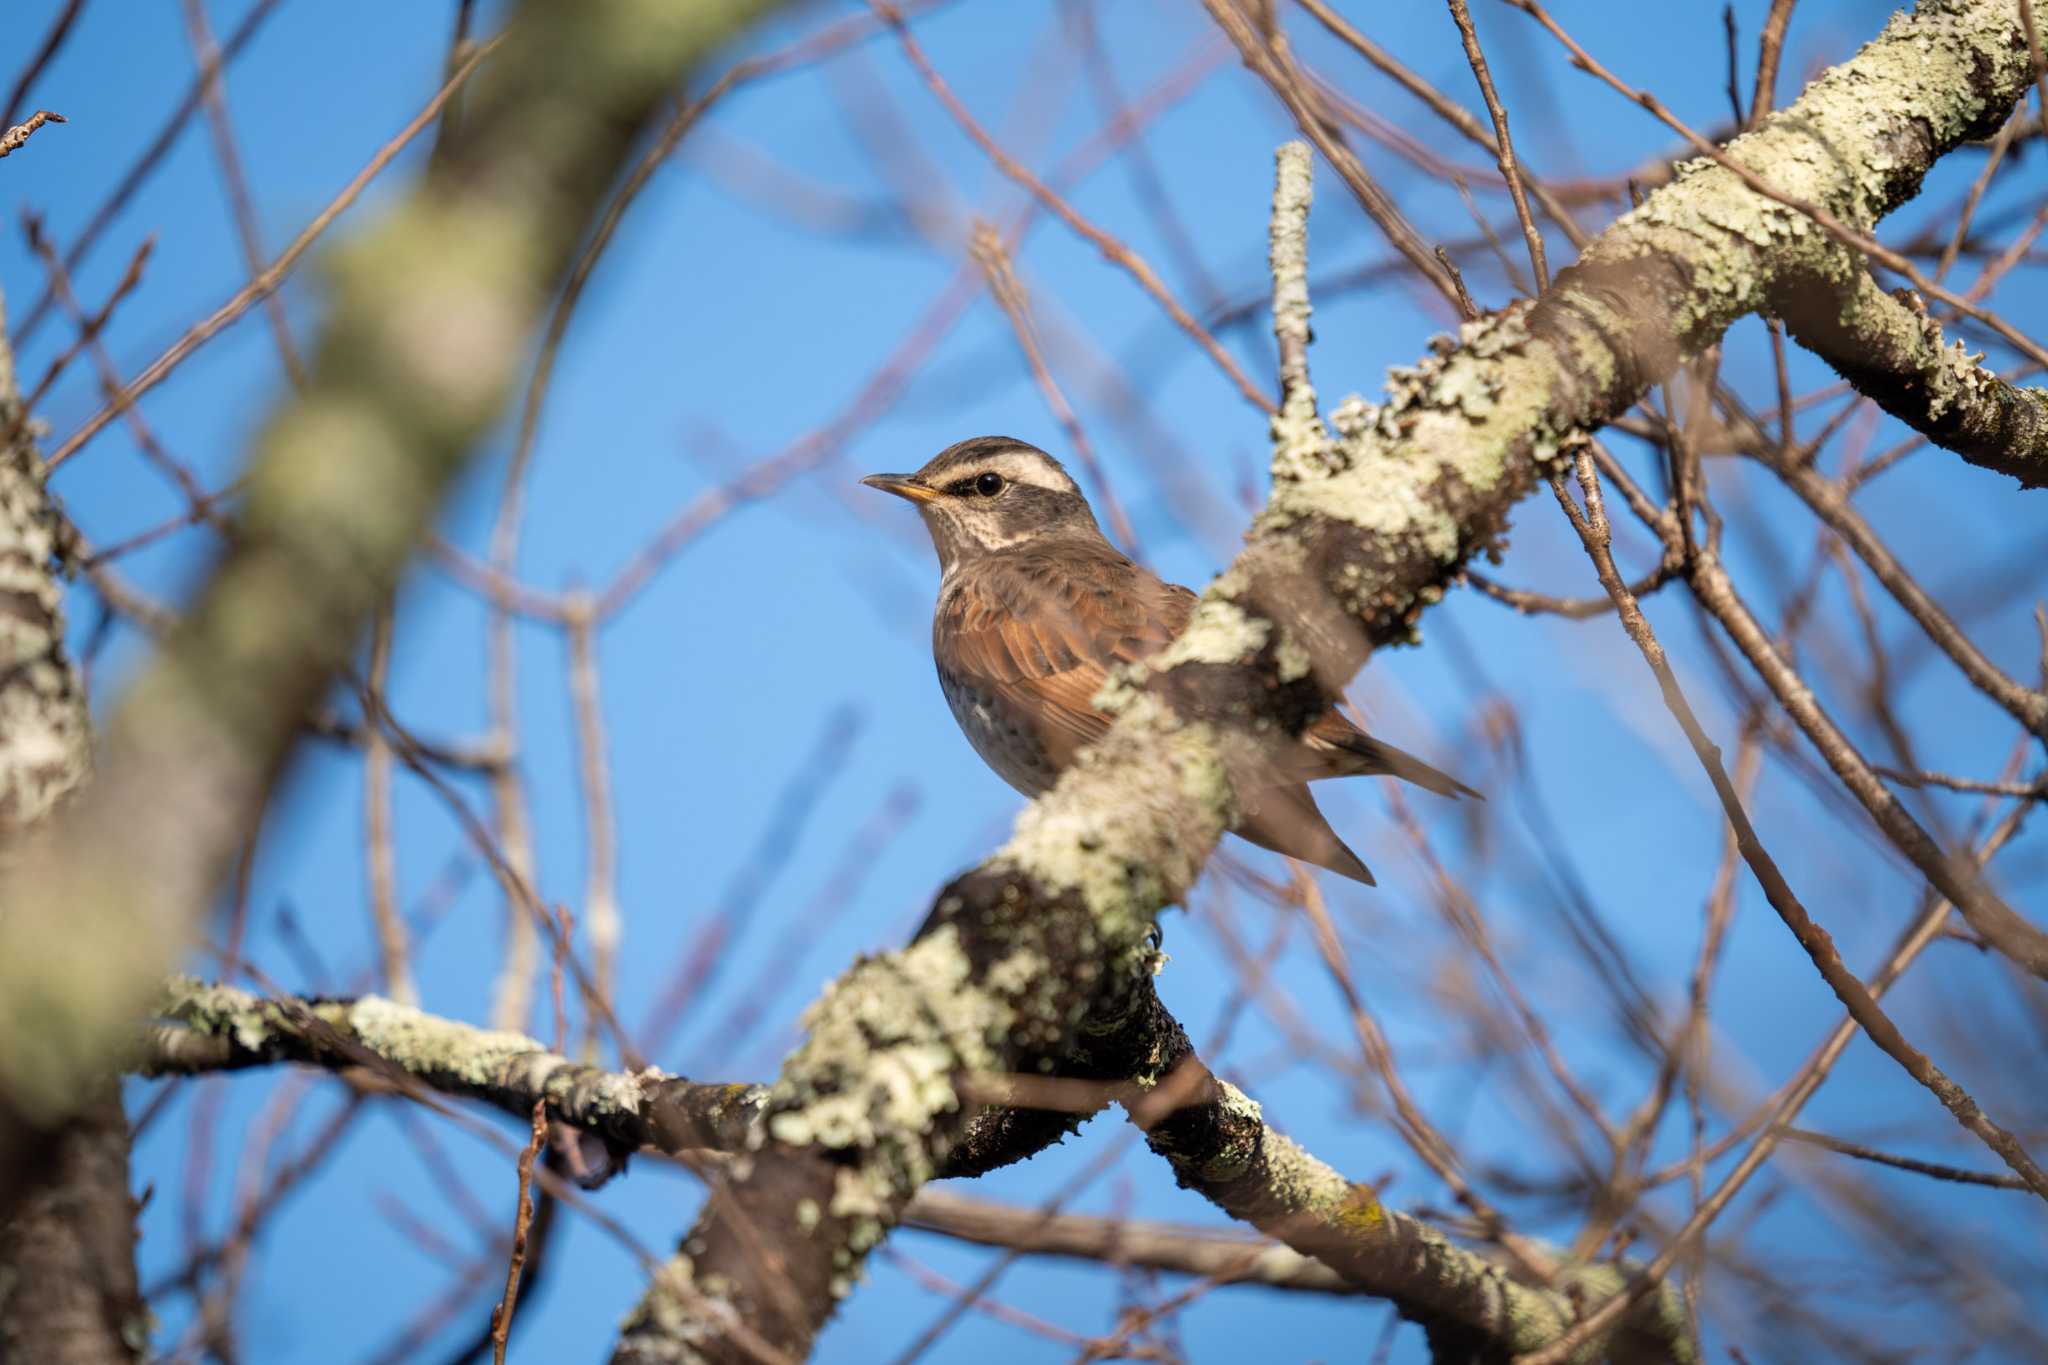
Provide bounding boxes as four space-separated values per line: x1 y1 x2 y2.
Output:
7 0 2045 1360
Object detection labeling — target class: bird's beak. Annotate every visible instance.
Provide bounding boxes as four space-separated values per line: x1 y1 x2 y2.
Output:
861 473 939 505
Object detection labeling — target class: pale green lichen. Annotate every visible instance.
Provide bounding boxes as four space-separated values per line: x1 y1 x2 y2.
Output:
1195 1080 1266 1184
766 924 1013 1182
162 976 278 1055
346 994 552 1090
995 695 1234 926
1151 598 1269 670
1259 305 1554 573
1267 141 1331 475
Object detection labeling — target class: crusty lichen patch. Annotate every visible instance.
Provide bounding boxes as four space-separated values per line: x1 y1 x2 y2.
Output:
765 924 1024 1180
0 375 90 838
1258 304 1562 595
156 976 658 1121
1152 599 1270 670
996 695 1234 931
346 994 551 1090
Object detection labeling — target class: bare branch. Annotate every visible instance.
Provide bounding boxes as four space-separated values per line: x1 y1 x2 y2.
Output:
0 109 64 159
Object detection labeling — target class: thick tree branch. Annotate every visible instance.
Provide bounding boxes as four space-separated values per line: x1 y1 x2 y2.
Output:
0 0 790 1201
140 975 1690 1361
146 978 765 1159
0 1094 143 1365
0 289 142 1364
611 5 2042 1359
1775 269 2048 488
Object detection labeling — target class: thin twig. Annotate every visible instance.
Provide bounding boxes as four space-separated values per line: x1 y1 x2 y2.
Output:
969 221 1140 553
1504 0 2048 372
488 1101 545 1365
1202 0 1463 308
181 0 307 387
1445 0 1548 290
46 33 505 468
13 0 284 349
1516 455 2048 1365
872 0 1276 414
363 606 415 1006
2 0 85 129
1778 1126 2033 1191
1750 0 1797 124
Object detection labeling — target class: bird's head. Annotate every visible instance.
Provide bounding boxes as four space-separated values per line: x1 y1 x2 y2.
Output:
863 436 1101 572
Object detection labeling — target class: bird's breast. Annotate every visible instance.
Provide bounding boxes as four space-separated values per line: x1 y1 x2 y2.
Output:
937 667 1056 798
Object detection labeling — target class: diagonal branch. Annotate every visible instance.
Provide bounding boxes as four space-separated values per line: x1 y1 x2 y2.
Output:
1774 268 2048 488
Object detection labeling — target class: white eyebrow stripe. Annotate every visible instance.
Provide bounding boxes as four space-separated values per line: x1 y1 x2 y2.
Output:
946 450 1077 493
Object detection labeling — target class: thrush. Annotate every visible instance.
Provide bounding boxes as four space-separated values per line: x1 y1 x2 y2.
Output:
863 436 1476 885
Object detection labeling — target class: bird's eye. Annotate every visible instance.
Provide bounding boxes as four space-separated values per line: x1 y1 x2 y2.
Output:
974 471 1005 497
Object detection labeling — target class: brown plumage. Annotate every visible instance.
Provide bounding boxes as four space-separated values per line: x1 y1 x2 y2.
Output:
864 437 1477 885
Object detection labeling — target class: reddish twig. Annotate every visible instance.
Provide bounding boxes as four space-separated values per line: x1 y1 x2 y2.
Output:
488 1101 548 1365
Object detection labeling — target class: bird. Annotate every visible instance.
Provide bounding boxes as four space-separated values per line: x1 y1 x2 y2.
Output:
862 436 1477 886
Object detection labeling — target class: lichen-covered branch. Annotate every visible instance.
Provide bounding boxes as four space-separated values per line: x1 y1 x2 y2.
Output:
0 287 143 1364
140 973 1689 1361
1112 980 1690 1365
0 0 788 1169
609 5 2041 1361
145 978 766 1160
0 318 89 840
1774 268 2048 489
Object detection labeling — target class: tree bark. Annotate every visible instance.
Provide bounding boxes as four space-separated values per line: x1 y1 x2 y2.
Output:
0 291 141 1365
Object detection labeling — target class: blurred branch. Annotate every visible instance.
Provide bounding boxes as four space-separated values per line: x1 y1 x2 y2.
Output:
1776 1126 2033 1191
0 290 142 1363
44 29 501 471
0 0 791 1203
904 1189 1360 1295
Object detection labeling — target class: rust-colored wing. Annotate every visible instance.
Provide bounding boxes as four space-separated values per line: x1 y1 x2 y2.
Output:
936 544 1194 770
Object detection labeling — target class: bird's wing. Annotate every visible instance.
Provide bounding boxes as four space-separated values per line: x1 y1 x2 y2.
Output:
937 546 1194 769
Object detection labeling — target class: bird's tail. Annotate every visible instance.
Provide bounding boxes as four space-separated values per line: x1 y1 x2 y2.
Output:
1332 732 1482 800
1236 783 1377 885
